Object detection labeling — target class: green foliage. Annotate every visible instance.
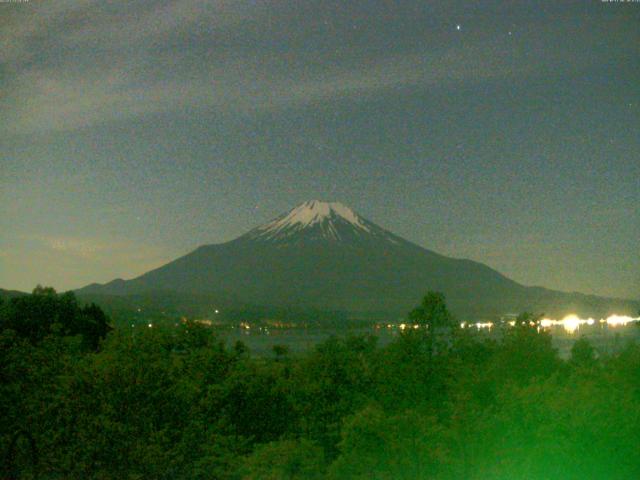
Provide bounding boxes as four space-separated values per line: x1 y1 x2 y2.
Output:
490 321 560 386
3 294 640 479
272 344 289 359
240 439 325 480
290 335 378 457
0 286 111 350
329 405 448 479
408 291 454 330
570 336 597 370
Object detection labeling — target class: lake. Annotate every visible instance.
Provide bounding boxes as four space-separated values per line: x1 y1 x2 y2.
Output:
215 321 640 358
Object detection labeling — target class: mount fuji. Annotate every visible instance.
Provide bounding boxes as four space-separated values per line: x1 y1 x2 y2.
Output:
78 201 638 320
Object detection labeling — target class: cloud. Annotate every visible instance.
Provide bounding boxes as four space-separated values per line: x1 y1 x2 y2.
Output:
4 39 599 136
0 233 174 291
0 0 259 66
1 2 634 136
61 0 260 50
21 234 166 262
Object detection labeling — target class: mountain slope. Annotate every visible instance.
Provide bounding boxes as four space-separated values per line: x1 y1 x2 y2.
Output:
78 201 639 320
0 288 28 301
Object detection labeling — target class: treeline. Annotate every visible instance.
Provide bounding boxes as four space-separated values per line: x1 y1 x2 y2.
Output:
74 290 364 329
2 288 640 479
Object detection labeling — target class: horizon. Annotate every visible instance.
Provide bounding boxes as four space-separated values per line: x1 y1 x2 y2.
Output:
2 196 640 301
6 197 637 306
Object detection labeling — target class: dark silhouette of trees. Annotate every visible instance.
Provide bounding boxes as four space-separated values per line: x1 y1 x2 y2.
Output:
407 291 456 360
241 439 325 480
408 291 454 330
2 429 38 479
3 288 640 479
514 311 543 326
570 337 597 370
272 344 289 360
0 286 110 350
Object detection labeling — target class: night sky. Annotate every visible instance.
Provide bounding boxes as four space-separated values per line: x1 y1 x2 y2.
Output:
1 1 638 299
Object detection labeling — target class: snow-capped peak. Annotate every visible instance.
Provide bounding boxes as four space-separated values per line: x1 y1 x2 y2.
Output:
275 200 369 231
252 200 372 240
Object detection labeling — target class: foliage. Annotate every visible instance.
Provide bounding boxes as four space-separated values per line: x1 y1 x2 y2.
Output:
2 288 640 478
0 286 111 350
329 405 448 479
240 439 325 480
408 291 454 330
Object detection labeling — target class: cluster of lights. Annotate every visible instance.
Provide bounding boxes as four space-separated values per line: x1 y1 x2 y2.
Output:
136 314 638 336
457 314 640 334
605 315 638 327
539 314 593 334
539 314 640 334
398 323 421 331
460 322 494 330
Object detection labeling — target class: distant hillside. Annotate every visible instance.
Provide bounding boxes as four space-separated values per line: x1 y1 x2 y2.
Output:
0 288 28 301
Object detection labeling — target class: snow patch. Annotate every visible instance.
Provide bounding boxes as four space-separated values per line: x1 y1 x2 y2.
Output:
255 200 371 239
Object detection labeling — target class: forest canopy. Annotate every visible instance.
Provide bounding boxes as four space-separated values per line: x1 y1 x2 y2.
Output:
2 289 640 479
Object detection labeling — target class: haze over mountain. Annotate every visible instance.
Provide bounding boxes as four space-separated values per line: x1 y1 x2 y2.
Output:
78 201 638 321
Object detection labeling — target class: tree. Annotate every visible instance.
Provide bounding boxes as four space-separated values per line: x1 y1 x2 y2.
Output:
489 318 559 386
78 302 112 350
219 362 295 443
234 340 249 357
329 405 448 479
273 344 289 361
0 286 111 349
408 291 454 330
407 291 455 359
570 337 597 370
240 439 325 480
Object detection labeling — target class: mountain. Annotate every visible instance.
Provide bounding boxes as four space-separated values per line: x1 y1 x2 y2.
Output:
0 288 28 301
78 200 639 321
